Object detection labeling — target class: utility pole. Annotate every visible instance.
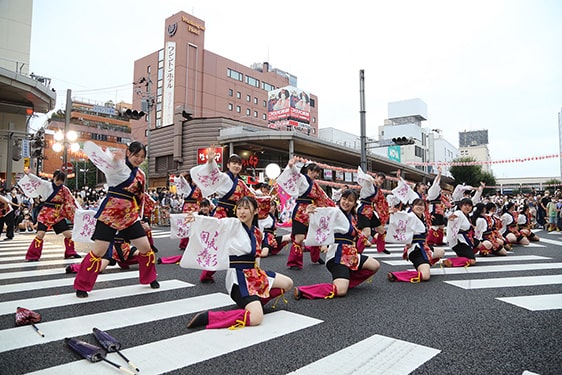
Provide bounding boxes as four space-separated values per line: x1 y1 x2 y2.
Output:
64 89 72 168
359 70 367 172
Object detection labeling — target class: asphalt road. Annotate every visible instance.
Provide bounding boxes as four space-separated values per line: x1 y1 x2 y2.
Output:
0 227 561 374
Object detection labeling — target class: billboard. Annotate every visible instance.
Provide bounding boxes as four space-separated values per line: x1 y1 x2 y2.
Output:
267 86 310 123
163 41 176 127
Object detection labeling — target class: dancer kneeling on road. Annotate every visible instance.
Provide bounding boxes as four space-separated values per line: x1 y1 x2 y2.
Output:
293 189 381 300
73 141 159 298
387 198 445 282
187 196 293 329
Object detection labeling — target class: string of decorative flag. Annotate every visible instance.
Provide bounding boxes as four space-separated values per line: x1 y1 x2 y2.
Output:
405 153 562 167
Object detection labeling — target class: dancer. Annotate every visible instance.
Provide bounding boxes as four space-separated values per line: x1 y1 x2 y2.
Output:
190 148 255 283
73 141 159 298
66 235 140 274
387 198 445 282
172 171 204 251
293 189 381 299
186 196 293 329
0 193 14 240
277 157 335 270
473 202 508 256
518 204 540 241
259 200 291 257
356 167 390 254
500 201 529 247
443 198 477 267
22 170 80 261
426 167 451 246
158 199 211 265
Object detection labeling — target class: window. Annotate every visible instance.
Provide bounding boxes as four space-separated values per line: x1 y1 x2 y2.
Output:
147 65 151 74
262 82 275 92
253 110 258 118
236 105 241 113
254 97 258 104
227 68 243 81
415 146 424 158
262 113 267 120
246 75 260 88
158 68 163 80
236 92 241 99
228 103 233 111
246 108 251 116
228 89 233 97
246 95 251 102
263 100 267 107
158 49 164 60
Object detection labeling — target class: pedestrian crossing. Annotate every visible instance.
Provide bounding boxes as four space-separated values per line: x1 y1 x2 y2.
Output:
0 228 557 374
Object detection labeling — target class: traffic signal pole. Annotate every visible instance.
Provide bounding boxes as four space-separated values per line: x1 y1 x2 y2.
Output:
63 89 72 168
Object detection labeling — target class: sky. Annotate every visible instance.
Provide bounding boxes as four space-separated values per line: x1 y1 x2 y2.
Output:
28 0 562 179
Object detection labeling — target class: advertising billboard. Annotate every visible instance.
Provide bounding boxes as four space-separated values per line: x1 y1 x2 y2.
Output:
267 86 310 123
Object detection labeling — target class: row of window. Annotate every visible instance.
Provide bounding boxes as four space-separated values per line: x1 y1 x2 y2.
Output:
227 68 275 92
227 103 267 120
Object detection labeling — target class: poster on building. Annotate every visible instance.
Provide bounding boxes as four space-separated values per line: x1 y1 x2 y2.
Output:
267 86 310 123
163 41 176 127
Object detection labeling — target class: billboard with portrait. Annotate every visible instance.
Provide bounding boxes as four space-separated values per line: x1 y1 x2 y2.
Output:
268 86 310 123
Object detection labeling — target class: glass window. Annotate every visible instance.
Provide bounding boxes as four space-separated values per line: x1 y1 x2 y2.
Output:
158 49 164 61
237 92 241 99
158 68 163 80
254 97 258 104
228 103 233 111
227 68 243 81
246 108 251 116
147 65 151 73
253 110 258 118
262 113 267 120
246 95 251 102
229 89 233 97
262 82 275 91
246 75 260 87
236 105 241 113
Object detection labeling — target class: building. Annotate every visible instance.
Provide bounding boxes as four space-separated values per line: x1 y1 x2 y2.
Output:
458 130 491 173
42 99 133 188
0 0 56 189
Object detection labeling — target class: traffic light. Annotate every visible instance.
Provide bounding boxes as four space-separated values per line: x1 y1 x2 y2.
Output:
124 109 145 120
12 139 22 161
30 128 46 158
392 137 415 145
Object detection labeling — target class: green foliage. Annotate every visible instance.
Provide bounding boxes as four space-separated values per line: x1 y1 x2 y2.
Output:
544 179 562 191
449 157 483 187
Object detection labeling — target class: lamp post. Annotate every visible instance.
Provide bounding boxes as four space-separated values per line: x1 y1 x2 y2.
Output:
52 129 79 181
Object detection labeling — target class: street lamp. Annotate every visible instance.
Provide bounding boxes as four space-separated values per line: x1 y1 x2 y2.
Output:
52 130 80 179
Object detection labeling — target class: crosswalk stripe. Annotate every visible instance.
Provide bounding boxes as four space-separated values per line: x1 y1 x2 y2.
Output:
428 262 562 275
0 292 233 353
535 238 562 246
0 271 141 294
497 293 562 311
383 255 551 266
27 310 323 375
0 258 84 270
0 279 191 315
0 248 61 257
444 274 562 289
0 245 59 253
0 252 86 262
0 268 68 280
288 334 440 375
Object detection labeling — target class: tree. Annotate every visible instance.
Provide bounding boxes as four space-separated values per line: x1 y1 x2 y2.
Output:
449 157 483 187
479 171 497 196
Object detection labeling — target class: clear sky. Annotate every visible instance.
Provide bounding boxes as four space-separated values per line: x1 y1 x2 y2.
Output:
29 0 562 179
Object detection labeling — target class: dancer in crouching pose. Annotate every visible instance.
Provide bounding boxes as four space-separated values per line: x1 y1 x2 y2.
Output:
73 141 159 298
259 200 291 256
442 198 478 267
187 196 293 329
277 156 335 270
293 189 381 299
473 202 508 257
500 201 530 247
517 204 540 242
22 170 80 261
387 198 445 282
356 167 390 254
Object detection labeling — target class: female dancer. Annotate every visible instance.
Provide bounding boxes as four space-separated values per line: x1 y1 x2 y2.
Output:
293 189 381 299
518 204 540 242
172 171 204 251
277 157 335 270
500 201 530 247
73 141 159 298
475 202 508 256
186 196 293 329
190 148 255 283
443 198 477 267
387 198 445 282
23 170 80 261
259 200 291 256
356 167 390 254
